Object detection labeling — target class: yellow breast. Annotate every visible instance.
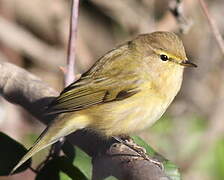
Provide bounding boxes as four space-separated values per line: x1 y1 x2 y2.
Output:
82 65 184 136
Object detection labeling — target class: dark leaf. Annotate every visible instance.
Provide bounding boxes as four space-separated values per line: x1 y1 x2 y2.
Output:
0 132 31 175
72 146 92 179
36 156 88 180
35 157 60 180
62 141 75 161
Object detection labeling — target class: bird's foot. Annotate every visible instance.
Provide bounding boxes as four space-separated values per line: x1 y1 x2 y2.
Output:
113 136 164 170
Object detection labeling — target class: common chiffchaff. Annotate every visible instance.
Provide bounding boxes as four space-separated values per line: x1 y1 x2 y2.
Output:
11 31 196 173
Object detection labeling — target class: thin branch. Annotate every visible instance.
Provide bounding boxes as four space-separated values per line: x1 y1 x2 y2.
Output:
65 0 80 86
198 0 224 55
52 0 80 160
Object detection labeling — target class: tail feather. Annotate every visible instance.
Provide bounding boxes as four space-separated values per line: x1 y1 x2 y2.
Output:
10 114 90 175
10 127 59 174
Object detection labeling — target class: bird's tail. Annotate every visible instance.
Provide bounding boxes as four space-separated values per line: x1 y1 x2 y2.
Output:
10 114 89 174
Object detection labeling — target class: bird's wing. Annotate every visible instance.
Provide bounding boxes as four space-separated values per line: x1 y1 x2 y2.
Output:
46 43 147 115
46 72 141 115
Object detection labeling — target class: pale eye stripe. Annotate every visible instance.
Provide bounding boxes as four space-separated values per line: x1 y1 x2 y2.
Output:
154 49 183 61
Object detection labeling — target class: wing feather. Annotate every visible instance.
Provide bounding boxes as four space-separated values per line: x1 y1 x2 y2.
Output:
46 45 144 114
46 76 140 114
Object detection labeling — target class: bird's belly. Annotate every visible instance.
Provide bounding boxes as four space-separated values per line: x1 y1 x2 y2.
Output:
84 65 183 137
113 98 168 134
87 94 171 136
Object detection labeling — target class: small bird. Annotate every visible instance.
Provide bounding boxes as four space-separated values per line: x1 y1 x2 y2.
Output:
11 31 196 173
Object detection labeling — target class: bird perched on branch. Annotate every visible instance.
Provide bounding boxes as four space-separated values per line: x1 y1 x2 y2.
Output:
11 31 196 174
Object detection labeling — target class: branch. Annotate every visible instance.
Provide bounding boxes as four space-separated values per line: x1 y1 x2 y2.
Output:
0 62 168 179
198 0 224 55
65 0 79 86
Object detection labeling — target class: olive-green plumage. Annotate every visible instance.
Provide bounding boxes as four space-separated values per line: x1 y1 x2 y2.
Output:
11 31 196 174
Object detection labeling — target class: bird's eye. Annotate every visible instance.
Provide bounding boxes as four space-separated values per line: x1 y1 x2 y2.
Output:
160 54 169 61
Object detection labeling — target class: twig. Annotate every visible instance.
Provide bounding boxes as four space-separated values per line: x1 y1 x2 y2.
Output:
52 0 80 162
65 0 80 86
198 0 224 55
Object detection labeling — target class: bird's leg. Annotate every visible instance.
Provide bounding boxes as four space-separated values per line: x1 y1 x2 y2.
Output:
113 136 164 170
51 137 66 157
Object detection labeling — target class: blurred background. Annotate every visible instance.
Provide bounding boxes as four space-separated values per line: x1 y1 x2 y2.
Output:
0 0 224 179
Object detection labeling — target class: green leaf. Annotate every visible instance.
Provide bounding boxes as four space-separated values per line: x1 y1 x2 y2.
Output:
59 171 72 180
104 176 119 180
60 156 88 180
72 146 92 179
62 142 92 179
131 135 181 180
36 156 88 180
41 142 92 179
0 132 31 175
163 160 181 180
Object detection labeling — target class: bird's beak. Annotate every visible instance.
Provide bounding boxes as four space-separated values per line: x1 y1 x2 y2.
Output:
180 60 197 68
